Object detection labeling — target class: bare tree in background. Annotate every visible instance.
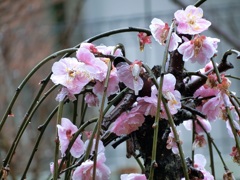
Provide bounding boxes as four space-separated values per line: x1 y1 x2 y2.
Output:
0 0 83 179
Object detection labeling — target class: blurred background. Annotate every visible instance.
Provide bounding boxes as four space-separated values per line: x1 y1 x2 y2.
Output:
0 0 240 179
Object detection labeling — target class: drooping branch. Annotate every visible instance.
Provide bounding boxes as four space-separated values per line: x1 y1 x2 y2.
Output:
85 27 151 43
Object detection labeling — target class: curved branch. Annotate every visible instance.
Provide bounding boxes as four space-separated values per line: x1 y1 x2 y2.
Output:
84 27 151 43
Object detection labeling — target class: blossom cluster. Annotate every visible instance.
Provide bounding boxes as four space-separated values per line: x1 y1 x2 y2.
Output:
149 5 219 65
149 4 239 169
111 73 181 136
182 61 240 152
51 118 111 179
48 4 239 179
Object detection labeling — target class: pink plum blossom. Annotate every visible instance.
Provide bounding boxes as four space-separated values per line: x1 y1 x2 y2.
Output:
161 73 182 116
135 73 181 119
194 85 219 100
194 86 225 122
183 116 211 134
110 108 145 136
174 5 211 35
76 47 108 82
149 18 181 51
194 154 206 169
178 35 220 65
57 118 84 158
226 119 240 138
84 93 99 107
80 42 98 53
183 61 214 84
204 61 214 72
217 74 231 93
49 162 54 174
192 134 207 149
166 127 182 154
138 32 152 51
193 154 214 180
55 87 76 102
169 32 182 52
193 73 233 122
72 152 111 180
93 67 120 97
120 173 147 180
149 18 169 45
50 57 93 94
116 61 144 95
230 146 240 165
84 139 105 155
200 94 222 122
134 84 159 117
49 159 65 175
95 45 123 56
135 95 157 117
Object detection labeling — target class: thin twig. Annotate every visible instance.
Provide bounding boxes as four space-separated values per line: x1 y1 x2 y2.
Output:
92 59 112 180
162 98 189 180
53 100 64 180
207 134 215 177
196 119 229 172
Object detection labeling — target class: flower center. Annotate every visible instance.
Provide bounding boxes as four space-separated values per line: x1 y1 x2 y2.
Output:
66 129 72 140
68 69 76 77
160 23 170 44
188 19 195 25
217 75 231 93
192 35 205 57
164 91 178 105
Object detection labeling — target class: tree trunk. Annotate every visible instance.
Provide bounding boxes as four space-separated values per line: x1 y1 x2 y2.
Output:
134 117 183 179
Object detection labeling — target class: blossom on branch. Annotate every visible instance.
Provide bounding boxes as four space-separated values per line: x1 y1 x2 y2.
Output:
149 18 169 45
138 32 151 51
135 73 181 119
183 116 211 134
193 154 214 180
72 152 111 180
76 47 108 82
178 35 220 65
149 18 181 51
135 95 157 117
166 127 182 154
194 74 232 122
84 138 105 155
50 57 93 95
226 119 240 138
192 134 207 149
80 42 99 54
183 117 210 149
169 32 182 52
230 146 240 165
49 159 66 175
84 92 99 107
93 67 120 97
120 173 147 180
110 108 145 136
116 61 144 95
174 5 211 35
182 154 214 180
57 118 84 158
95 44 123 56
161 73 182 117
55 87 76 102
